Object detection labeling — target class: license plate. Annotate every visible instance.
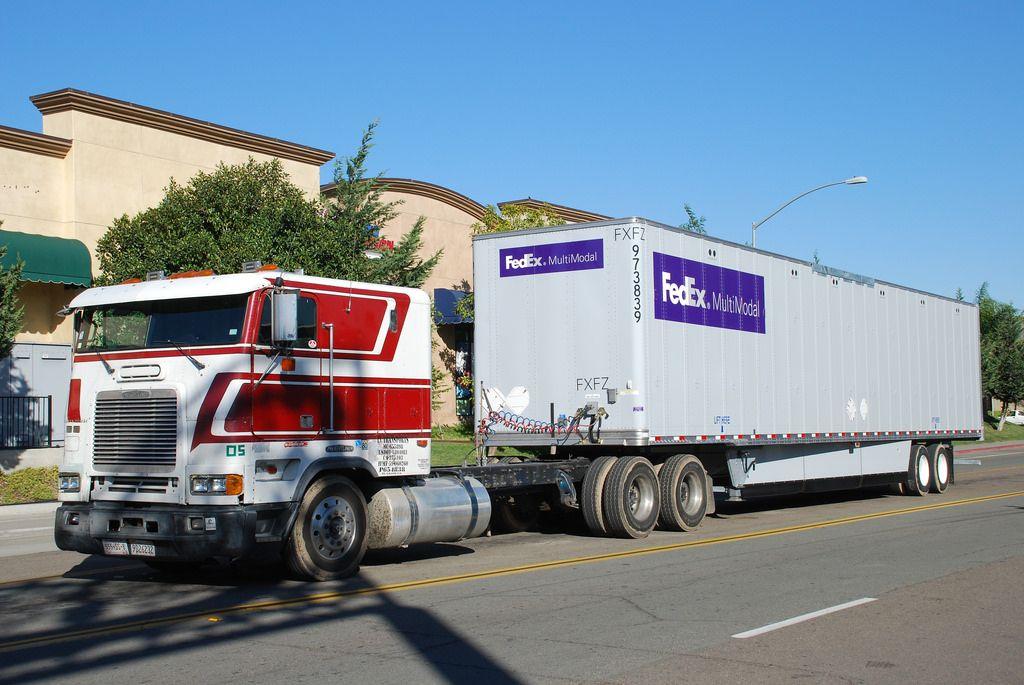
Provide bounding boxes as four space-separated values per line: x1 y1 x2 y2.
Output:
102 540 129 556
129 543 156 557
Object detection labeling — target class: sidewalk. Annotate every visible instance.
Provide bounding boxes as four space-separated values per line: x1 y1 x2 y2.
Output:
955 440 1024 455
0 501 58 558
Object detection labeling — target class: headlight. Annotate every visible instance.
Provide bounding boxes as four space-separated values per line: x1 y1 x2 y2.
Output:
59 473 81 493
190 474 243 496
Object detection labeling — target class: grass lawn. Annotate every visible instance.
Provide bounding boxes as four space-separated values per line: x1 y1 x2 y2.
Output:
430 440 536 467
431 424 537 467
953 412 1024 445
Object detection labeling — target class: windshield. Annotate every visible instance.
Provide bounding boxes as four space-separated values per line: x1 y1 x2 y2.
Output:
75 295 249 353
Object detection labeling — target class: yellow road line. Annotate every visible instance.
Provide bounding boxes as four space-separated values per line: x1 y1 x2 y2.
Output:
0 564 140 588
2 488 1022 652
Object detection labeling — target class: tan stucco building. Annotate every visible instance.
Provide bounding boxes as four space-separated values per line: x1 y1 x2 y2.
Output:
0 89 332 445
1 87 607 442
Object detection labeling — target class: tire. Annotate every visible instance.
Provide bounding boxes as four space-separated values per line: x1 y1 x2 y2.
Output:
905 444 931 496
603 456 661 539
491 493 541 533
581 456 618 536
928 444 952 494
657 455 709 532
286 475 368 581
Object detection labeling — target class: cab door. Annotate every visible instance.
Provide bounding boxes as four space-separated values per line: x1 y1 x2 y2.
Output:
316 290 394 437
248 292 323 436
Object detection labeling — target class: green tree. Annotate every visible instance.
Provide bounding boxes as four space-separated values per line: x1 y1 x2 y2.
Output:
96 124 440 289
679 204 707 234
0 221 25 359
317 122 440 287
976 283 1024 430
96 158 323 285
472 202 567 236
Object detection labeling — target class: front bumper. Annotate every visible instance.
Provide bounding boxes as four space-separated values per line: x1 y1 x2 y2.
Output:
54 502 295 562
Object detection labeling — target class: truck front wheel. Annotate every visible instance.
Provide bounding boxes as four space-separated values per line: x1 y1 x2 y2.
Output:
286 475 368 581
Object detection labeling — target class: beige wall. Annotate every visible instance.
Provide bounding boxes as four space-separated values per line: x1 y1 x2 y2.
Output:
16 282 77 343
2 104 326 347
377 190 478 426
0 146 69 239
377 190 476 294
42 110 322 259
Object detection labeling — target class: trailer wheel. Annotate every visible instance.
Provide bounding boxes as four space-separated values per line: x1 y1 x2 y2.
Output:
286 475 368 581
581 456 618 536
657 455 708 532
603 456 661 539
905 444 931 496
928 444 952 494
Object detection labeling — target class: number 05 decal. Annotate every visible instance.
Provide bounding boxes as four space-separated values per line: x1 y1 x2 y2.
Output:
226 444 246 457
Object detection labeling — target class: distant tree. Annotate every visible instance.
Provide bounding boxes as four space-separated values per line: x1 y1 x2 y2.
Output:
96 124 440 289
679 204 707 234
955 287 965 302
976 282 1024 430
0 221 25 359
471 202 567 235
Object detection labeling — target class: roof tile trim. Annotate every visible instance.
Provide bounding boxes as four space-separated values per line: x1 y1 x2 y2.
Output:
0 124 72 158
31 88 334 166
322 177 487 221
498 198 609 223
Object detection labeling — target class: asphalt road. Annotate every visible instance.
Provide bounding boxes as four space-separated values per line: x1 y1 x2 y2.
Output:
1 445 1023 684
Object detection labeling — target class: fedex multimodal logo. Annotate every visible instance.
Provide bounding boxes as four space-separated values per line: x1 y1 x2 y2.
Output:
653 251 766 334
499 238 604 277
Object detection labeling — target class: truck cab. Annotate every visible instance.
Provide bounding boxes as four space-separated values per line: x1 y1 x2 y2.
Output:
53 268 454 578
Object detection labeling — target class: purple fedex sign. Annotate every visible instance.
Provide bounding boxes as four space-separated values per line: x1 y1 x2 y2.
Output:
499 238 604 277
653 251 766 334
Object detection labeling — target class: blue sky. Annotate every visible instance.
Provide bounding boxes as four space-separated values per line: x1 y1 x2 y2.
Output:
2 2 1020 302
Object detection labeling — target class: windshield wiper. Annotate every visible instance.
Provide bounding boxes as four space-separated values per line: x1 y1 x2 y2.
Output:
155 340 206 371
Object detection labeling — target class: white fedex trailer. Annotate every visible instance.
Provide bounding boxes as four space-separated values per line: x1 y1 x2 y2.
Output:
53 220 983 581
474 218 982 537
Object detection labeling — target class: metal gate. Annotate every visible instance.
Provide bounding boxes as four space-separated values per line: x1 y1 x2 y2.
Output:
0 395 53 448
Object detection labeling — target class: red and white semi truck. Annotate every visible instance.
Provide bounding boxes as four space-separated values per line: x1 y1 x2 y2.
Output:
55 218 983 579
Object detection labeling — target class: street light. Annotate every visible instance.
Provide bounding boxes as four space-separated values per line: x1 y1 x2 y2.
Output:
751 176 867 248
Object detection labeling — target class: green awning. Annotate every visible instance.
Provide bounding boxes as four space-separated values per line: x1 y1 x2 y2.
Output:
0 229 91 286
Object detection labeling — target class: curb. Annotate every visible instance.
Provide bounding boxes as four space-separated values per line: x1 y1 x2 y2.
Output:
0 501 59 519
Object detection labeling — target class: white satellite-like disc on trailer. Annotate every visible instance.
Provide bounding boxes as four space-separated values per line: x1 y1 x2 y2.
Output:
505 386 530 414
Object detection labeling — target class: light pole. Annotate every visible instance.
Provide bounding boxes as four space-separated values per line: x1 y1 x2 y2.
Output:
751 176 867 248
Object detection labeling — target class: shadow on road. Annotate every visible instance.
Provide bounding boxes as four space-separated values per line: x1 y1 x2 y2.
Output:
0 542 524 685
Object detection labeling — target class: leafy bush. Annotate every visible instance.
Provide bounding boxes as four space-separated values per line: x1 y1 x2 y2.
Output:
0 466 58 504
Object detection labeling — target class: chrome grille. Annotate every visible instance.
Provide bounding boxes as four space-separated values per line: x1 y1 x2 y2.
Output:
93 389 178 471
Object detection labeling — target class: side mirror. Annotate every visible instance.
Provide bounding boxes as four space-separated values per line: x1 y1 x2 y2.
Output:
270 290 299 345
